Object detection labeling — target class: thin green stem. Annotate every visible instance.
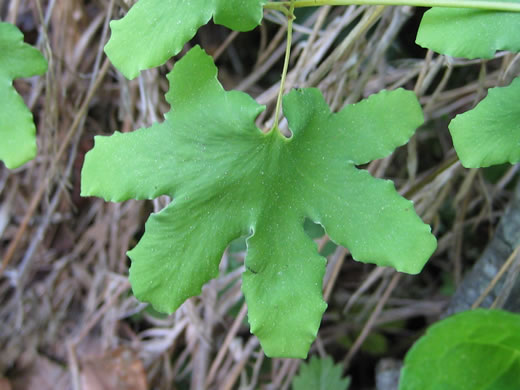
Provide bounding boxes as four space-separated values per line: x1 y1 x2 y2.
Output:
265 0 520 12
273 0 296 131
266 1 292 14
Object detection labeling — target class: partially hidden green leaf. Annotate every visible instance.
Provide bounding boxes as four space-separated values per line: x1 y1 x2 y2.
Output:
81 46 436 358
416 1 520 58
292 356 351 390
399 309 520 390
449 76 520 168
0 22 47 169
105 0 266 79
361 331 389 355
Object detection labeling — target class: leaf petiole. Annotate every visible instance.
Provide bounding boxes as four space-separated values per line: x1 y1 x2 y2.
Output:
265 0 520 12
266 1 292 15
272 0 296 132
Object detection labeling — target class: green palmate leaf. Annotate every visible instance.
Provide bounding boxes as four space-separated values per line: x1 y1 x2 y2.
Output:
449 76 520 168
105 0 265 79
399 309 520 390
81 46 436 357
0 22 47 169
292 356 351 390
416 0 520 58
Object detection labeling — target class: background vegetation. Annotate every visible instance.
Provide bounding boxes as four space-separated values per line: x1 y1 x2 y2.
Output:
1 0 519 389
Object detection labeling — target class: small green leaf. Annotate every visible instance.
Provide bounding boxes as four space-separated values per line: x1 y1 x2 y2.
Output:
416 1 520 58
292 356 351 390
82 46 436 358
0 22 47 169
399 309 520 390
449 76 520 168
105 0 265 79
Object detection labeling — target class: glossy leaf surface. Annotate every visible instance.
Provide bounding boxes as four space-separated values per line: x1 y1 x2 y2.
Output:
81 46 436 358
105 0 265 79
450 76 520 168
0 22 47 169
399 309 520 390
292 356 351 390
416 1 520 59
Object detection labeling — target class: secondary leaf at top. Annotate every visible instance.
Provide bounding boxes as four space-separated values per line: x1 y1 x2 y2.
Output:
105 0 265 79
0 22 47 169
81 46 436 358
292 356 351 390
416 0 520 58
399 309 520 390
449 76 520 168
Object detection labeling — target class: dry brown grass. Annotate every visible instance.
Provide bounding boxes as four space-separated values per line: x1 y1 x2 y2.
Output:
1 1 518 389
